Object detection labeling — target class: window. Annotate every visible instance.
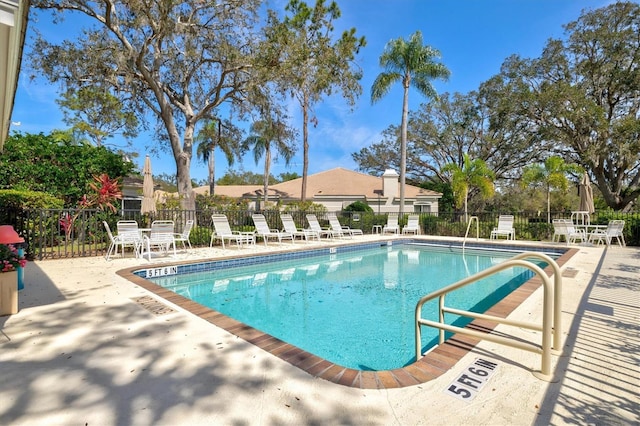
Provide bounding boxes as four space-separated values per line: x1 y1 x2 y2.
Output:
415 204 431 213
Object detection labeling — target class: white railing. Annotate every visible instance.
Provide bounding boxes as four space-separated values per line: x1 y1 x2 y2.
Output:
462 216 479 250
414 251 563 381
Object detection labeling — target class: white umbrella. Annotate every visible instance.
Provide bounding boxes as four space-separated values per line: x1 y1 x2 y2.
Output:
578 172 595 214
141 155 157 215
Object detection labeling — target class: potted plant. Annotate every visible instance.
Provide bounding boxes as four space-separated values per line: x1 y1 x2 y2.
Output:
0 243 26 315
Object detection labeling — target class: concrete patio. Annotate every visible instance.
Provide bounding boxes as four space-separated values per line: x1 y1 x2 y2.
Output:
0 236 638 425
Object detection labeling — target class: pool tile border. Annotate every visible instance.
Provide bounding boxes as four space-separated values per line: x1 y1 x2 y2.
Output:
117 240 578 389
129 239 568 280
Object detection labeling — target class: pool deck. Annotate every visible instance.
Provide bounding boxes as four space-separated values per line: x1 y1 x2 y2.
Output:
0 235 638 425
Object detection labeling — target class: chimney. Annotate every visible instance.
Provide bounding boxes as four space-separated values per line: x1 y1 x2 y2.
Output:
382 169 399 199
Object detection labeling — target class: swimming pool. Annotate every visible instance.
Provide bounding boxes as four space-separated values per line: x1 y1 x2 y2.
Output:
140 242 560 371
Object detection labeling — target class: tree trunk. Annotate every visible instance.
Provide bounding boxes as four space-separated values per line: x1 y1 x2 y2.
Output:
208 149 215 196
172 124 195 211
546 185 551 223
158 94 195 211
264 147 271 206
399 79 410 216
301 95 309 203
464 192 468 223
176 155 195 211
593 168 639 211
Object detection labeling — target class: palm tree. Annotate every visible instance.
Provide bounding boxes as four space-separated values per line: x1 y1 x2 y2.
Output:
195 120 239 195
242 119 296 208
443 154 495 222
521 156 582 223
371 30 450 215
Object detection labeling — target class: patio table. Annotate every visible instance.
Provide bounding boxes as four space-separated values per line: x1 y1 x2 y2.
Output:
238 232 256 246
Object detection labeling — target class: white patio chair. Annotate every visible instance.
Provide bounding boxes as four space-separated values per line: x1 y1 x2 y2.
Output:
140 220 177 260
565 220 587 245
382 215 399 234
252 214 293 246
551 219 567 243
103 221 124 260
328 213 363 238
173 219 194 250
306 214 338 239
490 215 515 240
402 215 420 235
552 219 586 245
210 214 251 249
116 220 139 232
116 220 143 257
281 214 319 241
588 220 626 247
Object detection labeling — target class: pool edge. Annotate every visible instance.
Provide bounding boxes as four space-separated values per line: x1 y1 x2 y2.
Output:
116 242 579 389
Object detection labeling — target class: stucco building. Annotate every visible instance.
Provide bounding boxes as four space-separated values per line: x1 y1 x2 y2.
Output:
192 168 441 214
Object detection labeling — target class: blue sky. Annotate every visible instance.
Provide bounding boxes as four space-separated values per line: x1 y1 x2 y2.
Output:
10 0 616 182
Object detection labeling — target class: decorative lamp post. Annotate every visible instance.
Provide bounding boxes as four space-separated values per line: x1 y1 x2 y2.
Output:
0 225 25 290
0 225 26 307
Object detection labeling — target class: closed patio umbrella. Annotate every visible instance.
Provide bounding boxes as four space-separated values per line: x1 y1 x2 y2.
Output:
141 155 156 215
578 172 595 214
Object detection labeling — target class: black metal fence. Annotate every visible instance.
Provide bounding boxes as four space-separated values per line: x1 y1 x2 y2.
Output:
1 207 638 260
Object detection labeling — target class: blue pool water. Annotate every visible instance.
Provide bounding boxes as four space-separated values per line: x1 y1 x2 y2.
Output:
147 243 546 370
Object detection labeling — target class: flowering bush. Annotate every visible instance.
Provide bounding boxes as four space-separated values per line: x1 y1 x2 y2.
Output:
59 174 123 241
88 174 122 213
0 244 26 273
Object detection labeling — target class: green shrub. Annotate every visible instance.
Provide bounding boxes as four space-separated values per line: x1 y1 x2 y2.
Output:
282 201 327 213
0 189 64 209
515 222 552 241
344 201 373 213
196 194 250 212
421 215 440 235
189 225 212 246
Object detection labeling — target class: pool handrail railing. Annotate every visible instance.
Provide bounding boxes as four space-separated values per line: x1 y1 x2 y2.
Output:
462 216 479 250
414 251 562 382
510 251 563 353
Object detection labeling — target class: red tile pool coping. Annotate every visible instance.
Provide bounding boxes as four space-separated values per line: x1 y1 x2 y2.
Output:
117 246 578 389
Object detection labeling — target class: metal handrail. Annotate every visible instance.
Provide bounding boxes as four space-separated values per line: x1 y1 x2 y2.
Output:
462 216 479 249
510 252 563 353
414 252 560 381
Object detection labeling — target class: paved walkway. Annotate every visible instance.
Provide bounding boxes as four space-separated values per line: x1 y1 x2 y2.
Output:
534 246 639 425
0 237 637 425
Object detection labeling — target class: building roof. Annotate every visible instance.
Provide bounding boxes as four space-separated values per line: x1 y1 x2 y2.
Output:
183 168 440 202
267 167 440 199
193 185 269 198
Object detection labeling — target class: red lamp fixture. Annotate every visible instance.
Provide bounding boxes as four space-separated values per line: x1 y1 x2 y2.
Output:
0 225 25 244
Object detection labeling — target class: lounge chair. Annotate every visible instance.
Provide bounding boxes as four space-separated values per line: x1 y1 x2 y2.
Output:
252 214 294 246
173 219 194 250
306 214 338 239
281 213 319 241
210 214 253 249
552 219 586 245
490 215 515 240
402 215 420 235
324 214 344 238
382 215 399 234
328 213 363 238
140 220 177 260
588 220 626 247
